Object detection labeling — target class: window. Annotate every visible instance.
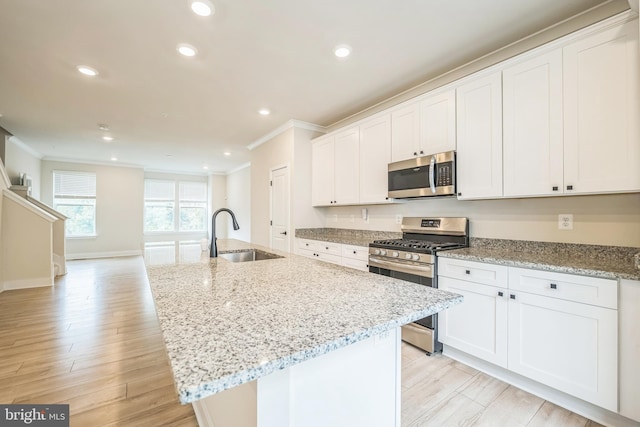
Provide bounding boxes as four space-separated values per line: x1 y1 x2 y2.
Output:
144 179 207 233
53 171 97 237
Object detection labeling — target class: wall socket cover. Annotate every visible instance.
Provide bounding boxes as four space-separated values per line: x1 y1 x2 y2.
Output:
395 214 403 224
558 214 573 230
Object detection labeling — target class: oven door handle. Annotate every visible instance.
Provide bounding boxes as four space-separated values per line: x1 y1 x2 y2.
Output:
429 155 436 194
368 256 433 278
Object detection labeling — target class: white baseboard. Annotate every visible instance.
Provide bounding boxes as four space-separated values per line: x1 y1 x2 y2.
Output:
66 250 142 260
2 276 54 292
443 346 639 427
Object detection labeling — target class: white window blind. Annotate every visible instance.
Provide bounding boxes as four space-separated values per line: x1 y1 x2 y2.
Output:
144 179 207 233
54 171 96 198
53 171 97 237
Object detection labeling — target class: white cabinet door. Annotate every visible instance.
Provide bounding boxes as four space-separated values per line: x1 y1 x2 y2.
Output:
419 89 456 155
503 49 564 197
391 103 420 162
439 276 508 367
619 279 640 422
311 136 335 206
359 115 392 204
563 19 640 194
333 127 360 205
507 291 618 411
456 71 503 199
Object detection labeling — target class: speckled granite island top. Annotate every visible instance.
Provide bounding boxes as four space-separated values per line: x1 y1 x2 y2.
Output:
439 238 640 281
145 239 463 404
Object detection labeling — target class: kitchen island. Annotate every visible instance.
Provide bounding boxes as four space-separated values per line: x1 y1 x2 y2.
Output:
145 239 463 427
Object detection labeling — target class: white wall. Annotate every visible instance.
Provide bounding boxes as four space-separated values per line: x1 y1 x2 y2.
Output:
226 165 251 242
320 193 640 247
251 128 294 248
41 161 144 259
292 128 324 230
5 137 42 199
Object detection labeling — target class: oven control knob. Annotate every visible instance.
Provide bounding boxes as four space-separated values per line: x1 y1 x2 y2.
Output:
405 253 412 260
392 251 399 258
374 249 381 255
412 254 420 261
380 250 387 256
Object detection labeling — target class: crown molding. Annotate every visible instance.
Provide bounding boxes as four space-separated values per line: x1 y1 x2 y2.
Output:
226 162 251 175
8 137 43 159
247 119 326 151
42 156 144 169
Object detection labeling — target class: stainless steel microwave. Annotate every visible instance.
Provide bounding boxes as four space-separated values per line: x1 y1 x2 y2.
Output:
388 151 456 198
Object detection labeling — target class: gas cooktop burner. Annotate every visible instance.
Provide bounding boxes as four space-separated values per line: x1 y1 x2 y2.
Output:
371 239 466 252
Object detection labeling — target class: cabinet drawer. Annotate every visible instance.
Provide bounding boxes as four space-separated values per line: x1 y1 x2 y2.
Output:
509 267 617 309
438 258 508 287
298 238 320 252
342 244 368 261
342 257 369 271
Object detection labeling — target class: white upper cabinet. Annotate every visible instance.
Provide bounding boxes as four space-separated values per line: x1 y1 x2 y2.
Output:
563 19 640 194
311 135 335 206
391 90 456 163
311 127 360 207
359 114 392 204
503 49 564 197
333 127 360 205
419 89 456 155
456 71 503 199
391 103 420 162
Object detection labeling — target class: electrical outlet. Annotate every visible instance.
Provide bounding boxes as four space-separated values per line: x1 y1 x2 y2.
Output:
558 214 573 230
349 214 355 223
395 214 403 224
333 214 338 223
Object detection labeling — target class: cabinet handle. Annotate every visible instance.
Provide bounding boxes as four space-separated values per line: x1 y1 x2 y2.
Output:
510 294 516 300
457 192 462 197
465 270 470 275
325 247 329 250
306 243 309 246
353 251 357 254
566 185 573 191
552 186 558 191
550 283 557 289
413 152 418 156
420 150 424 155
498 291 504 297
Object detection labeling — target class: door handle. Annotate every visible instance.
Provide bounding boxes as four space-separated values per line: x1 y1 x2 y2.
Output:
429 156 436 193
280 231 287 235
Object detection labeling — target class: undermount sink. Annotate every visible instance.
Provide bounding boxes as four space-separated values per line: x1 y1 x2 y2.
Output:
218 249 283 263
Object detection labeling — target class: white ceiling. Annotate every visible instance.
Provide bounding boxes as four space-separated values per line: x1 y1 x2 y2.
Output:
0 0 613 174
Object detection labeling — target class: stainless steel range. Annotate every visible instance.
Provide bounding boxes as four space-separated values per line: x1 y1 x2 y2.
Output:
368 217 469 354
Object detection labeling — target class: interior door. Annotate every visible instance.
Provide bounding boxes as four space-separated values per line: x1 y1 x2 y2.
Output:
270 165 290 252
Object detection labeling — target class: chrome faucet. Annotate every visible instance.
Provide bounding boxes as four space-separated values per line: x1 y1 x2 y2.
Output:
210 208 240 257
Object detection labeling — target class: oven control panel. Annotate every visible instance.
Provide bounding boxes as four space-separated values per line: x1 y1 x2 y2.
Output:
368 247 435 264
421 219 441 228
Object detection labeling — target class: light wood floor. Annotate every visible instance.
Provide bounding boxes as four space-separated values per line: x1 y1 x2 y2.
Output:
1 256 604 426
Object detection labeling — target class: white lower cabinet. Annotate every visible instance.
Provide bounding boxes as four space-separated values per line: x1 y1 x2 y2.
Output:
438 258 618 412
439 276 508 367
297 239 368 271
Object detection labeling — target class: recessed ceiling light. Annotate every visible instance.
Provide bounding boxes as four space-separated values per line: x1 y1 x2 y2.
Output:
203 165 209 170
166 154 173 157
111 156 118 161
77 65 99 76
102 136 114 142
177 44 197 57
98 123 110 131
224 152 231 156
258 108 270 116
334 44 352 58
191 0 214 17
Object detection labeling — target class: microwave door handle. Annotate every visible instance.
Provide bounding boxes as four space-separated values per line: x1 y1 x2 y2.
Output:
429 156 436 193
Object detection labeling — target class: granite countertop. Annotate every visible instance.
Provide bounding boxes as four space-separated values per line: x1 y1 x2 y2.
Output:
438 238 640 281
295 228 401 247
145 239 463 404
